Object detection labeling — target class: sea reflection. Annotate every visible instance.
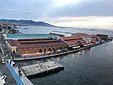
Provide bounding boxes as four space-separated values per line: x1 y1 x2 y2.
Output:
90 47 93 52
36 60 39 63
84 47 93 53
17 49 92 67
71 54 75 59
77 51 81 57
47 58 50 62
57 57 60 62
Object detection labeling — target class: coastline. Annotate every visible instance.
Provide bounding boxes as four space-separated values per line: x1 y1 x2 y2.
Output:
0 25 112 85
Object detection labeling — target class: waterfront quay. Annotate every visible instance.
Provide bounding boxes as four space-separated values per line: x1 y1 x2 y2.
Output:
6 59 33 85
0 32 111 85
13 42 104 61
0 34 17 85
0 57 17 85
0 34 33 85
4 33 109 61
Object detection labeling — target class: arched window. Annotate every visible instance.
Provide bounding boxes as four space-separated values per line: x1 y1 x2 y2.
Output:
29 48 32 53
53 48 55 50
53 48 55 53
48 48 51 51
60 47 62 49
13 50 15 54
44 49 46 52
44 49 46 55
39 49 42 53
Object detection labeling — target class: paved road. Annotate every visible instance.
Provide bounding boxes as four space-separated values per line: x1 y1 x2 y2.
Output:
0 34 17 85
0 57 17 85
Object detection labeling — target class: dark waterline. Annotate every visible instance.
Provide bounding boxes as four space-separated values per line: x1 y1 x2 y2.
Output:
17 41 113 85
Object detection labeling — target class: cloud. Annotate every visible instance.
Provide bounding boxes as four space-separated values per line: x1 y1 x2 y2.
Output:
0 0 52 19
48 16 113 28
50 0 113 17
0 0 113 22
51 0 78 7
10 9 19 13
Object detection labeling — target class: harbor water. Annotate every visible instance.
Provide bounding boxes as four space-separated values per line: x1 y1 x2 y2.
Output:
16 26 113 85
16 41 113 85
17 26 113 37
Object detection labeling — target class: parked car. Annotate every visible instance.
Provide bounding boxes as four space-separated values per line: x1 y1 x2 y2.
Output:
0 71 6 85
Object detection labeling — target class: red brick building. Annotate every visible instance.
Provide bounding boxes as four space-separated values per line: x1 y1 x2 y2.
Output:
62 35 86 49
62 33 101 49
90 34 101 43
7 38 67 56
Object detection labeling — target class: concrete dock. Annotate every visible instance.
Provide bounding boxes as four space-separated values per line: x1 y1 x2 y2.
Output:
21 61 64 77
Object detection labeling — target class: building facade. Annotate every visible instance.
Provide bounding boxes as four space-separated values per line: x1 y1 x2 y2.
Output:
5 33 101 57
6 38 67 56
97 34 108 41
62 35 86 49
62 33 101 49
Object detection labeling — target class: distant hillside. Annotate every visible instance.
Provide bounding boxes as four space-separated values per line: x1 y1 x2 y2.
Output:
0 19 56 27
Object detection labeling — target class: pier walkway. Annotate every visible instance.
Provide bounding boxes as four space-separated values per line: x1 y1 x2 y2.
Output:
21 61 64 77
6 59 33 85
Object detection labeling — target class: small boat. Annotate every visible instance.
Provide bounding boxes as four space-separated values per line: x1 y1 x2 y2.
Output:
23 28 28 29
61 27 63 29
91 29 94 31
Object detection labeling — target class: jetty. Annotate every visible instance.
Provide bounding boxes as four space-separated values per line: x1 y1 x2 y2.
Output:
21 61 64 77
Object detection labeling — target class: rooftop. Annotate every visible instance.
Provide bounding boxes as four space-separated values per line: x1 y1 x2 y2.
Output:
73 33 90 36
7 38 67 48
3 34 58 40
62 35 81 41
62 35 86 47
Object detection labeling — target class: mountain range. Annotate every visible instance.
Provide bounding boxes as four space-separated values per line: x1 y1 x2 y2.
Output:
0 19 55 27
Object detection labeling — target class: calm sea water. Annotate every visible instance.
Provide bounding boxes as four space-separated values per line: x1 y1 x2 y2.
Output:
17 41 113 85
16 26 113 85
17 26 113 37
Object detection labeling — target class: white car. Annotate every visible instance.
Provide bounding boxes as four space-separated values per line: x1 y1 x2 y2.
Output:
0 71 6 85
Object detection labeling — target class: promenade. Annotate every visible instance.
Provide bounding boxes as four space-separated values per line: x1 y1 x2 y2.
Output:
1 34 33 85
6 59 33 85
0 34 17 85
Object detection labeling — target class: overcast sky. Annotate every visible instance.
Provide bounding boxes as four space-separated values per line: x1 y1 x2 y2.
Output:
0 0 113 28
